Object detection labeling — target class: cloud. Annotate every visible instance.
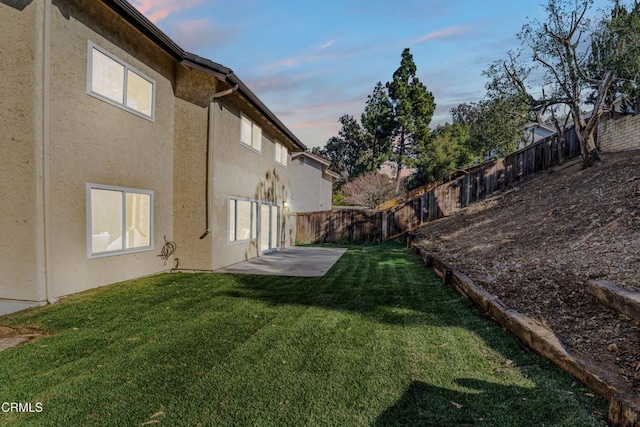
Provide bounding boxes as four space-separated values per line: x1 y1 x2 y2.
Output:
165 18 236 52
414 25 469 43
246 67 335 95
130 0 205 23
264 58 300 72
277 98 364 119
319 39 335 50
291 119 339 130
263 38 340 72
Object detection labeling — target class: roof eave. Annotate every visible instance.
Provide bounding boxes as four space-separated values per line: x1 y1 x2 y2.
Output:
226 72 306 152
292 151 330 166
100 0 184 61
100 0 306 153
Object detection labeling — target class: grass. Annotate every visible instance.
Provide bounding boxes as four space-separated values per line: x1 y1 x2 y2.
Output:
0 242 607 426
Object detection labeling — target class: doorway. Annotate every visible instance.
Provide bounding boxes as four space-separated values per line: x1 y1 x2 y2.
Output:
260 203 279 253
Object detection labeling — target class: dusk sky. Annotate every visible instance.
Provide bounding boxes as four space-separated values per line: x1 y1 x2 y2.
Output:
130 0 611 149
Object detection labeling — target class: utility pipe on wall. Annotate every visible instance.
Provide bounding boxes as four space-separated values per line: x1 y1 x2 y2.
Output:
42 0 56 304
199 84 238 239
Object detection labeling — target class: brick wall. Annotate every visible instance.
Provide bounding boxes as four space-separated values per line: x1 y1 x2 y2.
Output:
598 114 640 152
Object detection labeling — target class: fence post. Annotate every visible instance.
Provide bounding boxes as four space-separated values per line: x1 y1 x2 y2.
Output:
382 210 388 240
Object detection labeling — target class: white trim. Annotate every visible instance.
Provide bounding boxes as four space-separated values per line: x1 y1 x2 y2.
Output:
258 201 281 254
87 41 156 121
227 196 258 244
274 140 288 167
86 183 154 259
227 197 282 250
240 113 262 153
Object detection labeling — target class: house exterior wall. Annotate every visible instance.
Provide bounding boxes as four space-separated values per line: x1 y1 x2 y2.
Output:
290 156 332 213
320 173 333 211
1 0 303 302
45 0 175 298
172 97 212 270
209 97 292 270
0 1 42 301
598 114 640 152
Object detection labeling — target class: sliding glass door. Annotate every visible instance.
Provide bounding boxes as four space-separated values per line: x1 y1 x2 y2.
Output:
259 204 279 253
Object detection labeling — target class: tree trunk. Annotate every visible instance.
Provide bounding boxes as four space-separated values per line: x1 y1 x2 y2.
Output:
395 133 405 192
395 162 403 192
573 107 602 169
578 128 601 168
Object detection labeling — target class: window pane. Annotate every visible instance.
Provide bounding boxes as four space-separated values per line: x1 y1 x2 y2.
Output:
251 202 257 238
260 204 270 252
126 70 153 117
241 116 252 147
275 142 282 163
229 200 236 241
91 48 124 103
282 146 287 166
125 192 151 249
237 200 252 240
91 189 123 253
252 124 262 151
270 206 279 248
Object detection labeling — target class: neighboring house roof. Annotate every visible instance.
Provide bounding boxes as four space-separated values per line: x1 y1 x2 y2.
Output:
100 0 306 152
292 152 339 179
524 122 556 133
523 123 556 141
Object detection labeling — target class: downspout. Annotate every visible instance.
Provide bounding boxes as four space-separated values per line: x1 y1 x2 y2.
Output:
42 0 56 304
199 84 238 239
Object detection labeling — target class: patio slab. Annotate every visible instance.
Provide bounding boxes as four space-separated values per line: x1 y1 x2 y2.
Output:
215 247 347 277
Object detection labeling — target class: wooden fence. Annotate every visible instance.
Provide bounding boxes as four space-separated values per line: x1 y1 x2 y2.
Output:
296 127 581 244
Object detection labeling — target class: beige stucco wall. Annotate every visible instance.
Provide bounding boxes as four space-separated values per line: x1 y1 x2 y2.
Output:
320 173 333 211
290 156 332 213
173 71 301 270
44 0 176 297
172 97 212 270
0 1 42 301
2 0 303 300
208 97 293 270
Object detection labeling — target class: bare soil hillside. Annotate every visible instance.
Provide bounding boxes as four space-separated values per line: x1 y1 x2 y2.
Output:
414 150 640 398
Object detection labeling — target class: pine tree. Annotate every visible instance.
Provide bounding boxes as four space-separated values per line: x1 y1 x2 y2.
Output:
387 48 435 190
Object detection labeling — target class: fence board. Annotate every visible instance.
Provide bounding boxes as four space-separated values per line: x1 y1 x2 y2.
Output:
297 127 581 244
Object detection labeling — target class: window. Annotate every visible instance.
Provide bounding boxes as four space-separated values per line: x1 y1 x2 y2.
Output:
87 184 153 257
274 141 287 166
241 114 262 152
87 42 155 120
229 198 257 242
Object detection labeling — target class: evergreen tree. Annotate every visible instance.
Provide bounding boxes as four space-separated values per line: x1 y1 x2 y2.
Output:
408 123 473 189
387 48 435 190
317 114 368 184
361 82 394 172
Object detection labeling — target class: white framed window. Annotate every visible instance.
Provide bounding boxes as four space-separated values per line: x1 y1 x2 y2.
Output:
229 197 258 243
240 114 262 152
87 183 154 258
87 41 156 120
274 141 287 166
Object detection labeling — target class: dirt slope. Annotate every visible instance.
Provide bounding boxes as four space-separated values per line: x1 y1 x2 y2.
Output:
414 150 640 398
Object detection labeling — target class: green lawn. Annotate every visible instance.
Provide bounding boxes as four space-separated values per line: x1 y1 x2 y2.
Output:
0 243 607 426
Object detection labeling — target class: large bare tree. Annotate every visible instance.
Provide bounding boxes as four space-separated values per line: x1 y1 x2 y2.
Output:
486 0 638 167
341 173 399 209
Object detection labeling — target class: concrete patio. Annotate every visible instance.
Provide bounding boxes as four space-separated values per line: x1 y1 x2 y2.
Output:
214 246 347 277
